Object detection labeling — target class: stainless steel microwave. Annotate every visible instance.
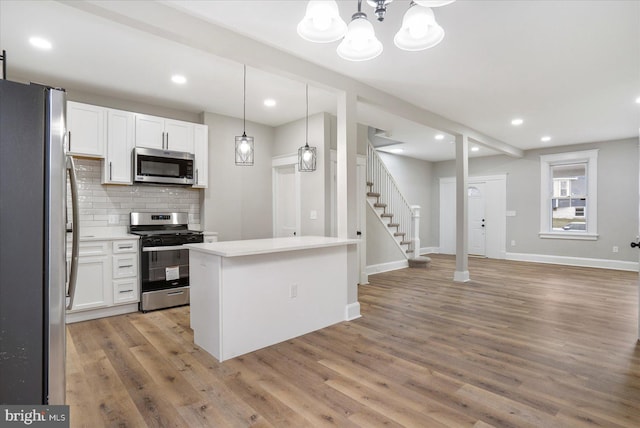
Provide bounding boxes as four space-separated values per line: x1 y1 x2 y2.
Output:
133 147 195 185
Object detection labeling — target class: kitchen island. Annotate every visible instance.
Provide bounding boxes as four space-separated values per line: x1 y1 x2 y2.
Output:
186 236 360 362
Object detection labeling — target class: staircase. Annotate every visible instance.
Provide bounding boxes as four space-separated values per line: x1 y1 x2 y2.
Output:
366 143 429 268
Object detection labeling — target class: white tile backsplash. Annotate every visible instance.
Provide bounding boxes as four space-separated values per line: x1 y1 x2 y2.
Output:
68 158 201 228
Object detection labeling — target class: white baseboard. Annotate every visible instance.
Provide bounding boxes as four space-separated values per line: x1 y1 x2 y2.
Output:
366 259 409 275
454 270 470 282
66 302 139 324
506 252 639 272
419 247 439 255
345 302 362 321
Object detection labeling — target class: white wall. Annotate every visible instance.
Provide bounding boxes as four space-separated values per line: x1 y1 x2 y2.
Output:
432 138 638 265
377 152 434 248
202 112 275 241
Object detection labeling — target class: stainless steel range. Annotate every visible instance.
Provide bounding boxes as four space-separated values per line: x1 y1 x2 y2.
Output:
129 212 203 312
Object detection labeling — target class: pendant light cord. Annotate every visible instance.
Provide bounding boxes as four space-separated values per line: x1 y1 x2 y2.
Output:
305 84 309 146
243 64 247 135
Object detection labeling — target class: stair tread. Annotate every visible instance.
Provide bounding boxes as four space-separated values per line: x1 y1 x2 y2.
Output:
374 203 387 208
380 213 393 218
367 192 380 197
366 181 374 186
400 240 412 245
388 223 400 227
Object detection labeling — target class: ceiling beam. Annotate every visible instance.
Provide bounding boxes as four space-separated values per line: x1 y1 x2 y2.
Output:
60 0 523 158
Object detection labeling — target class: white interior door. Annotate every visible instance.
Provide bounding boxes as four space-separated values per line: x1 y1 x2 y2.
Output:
468 184 486 256
274 164 298 237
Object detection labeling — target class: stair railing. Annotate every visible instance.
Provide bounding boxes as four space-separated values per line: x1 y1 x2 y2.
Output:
367 142 418 255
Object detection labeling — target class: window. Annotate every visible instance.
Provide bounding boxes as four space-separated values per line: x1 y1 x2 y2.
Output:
540 150 598 240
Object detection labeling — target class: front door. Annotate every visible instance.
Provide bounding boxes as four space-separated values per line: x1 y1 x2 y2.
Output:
468 184 486 256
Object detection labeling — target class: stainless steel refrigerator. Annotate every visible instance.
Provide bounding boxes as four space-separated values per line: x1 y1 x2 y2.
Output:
0 79 79 405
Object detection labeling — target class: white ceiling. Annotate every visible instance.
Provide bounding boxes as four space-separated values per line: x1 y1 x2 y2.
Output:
1 0 638 162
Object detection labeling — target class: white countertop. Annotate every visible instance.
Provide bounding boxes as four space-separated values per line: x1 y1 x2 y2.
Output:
67 227 137 241
185 236 358 257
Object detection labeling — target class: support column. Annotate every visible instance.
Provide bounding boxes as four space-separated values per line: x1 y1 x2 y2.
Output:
337 90 360 319
454 134 470 282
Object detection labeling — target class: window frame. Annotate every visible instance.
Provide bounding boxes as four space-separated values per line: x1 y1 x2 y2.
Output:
539 149 598 240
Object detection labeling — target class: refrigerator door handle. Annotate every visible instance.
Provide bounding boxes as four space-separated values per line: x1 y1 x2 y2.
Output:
66 155 80 310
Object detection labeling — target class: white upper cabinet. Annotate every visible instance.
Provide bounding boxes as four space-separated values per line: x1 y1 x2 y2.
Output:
193 124 209 188
135 114 194 153
165 119 194 153
134 114 165 150
103 109 135 185
67 101 105 157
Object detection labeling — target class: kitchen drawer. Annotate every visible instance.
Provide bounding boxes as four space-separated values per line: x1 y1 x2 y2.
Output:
112 254 138 279
113 239 138 254
113 278 138 304
67 240 108 257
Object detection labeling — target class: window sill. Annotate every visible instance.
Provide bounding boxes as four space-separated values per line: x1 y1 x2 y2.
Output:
539 232 599 241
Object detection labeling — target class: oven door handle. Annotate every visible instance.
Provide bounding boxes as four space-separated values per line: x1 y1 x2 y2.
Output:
142 245 190 252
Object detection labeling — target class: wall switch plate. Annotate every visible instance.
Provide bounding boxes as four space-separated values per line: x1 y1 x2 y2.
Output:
506 210 517 217
613 246 619 253
310 210 317 220
511 240 516 246
108 214 119 224
290 284 298 298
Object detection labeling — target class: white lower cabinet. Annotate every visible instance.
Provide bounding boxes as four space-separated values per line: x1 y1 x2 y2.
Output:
67 238 139 323
71 254 110 312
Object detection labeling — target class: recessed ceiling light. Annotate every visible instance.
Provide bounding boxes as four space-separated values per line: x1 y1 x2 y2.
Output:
636 96 640 104
435 134 444 140
389 148 404 154
29 36 52 50
171 74 187 85
511 118 524 126
541 136 551 142
263 98 277 107
471 146 480 152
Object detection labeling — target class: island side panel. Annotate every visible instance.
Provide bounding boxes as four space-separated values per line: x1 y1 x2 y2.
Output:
220 246 349 361
189 250 222 360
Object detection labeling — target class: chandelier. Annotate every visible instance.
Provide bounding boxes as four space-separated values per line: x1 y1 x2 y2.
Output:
297 0 455 61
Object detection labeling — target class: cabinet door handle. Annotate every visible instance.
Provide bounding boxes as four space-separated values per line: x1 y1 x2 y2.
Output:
166 132 169 149
119 245 133 250
109 161 113 180
119 289 133 294
68 131 72 151
195 169 199 184
119 264 133 268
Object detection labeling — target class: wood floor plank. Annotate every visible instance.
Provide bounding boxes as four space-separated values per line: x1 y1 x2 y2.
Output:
66 255 640 427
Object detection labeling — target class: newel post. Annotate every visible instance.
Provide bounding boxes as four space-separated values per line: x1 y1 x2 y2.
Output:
411 205 421 256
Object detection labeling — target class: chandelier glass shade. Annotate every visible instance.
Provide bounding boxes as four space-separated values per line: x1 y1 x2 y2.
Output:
337 13 383 61
394 4 444 51
297 0 347 43
298 0 454 61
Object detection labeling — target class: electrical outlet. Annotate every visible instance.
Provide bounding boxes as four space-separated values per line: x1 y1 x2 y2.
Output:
290 284 298 298
511 240 516 246
613 246 619 253
108 214 119 225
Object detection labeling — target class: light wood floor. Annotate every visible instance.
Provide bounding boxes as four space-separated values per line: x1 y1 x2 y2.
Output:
67 255 640 427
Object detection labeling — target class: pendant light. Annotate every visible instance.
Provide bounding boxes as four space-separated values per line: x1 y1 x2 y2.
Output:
235 64 254 166
298 84 317 172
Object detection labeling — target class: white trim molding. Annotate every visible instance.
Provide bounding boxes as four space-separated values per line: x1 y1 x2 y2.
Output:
506 252 638 272
366 259 409 275
539 149 599 239
345 302 362 321
454 270 470 282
